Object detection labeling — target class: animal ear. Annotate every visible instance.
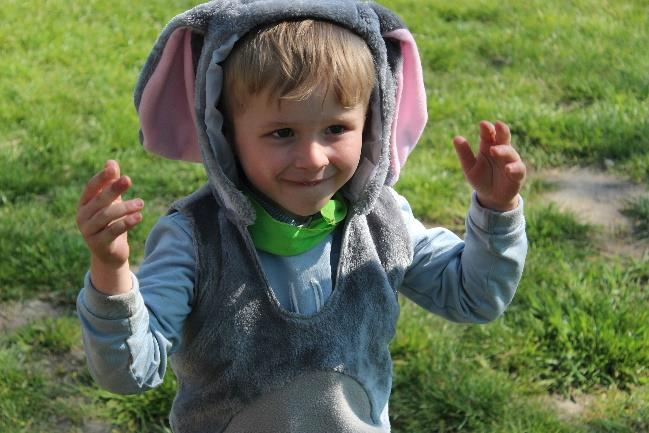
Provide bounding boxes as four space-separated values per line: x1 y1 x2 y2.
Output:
384 28 427 184
369 3 428 183
137 28 204 162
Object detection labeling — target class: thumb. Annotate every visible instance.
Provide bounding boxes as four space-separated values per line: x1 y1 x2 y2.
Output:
453 136 476 174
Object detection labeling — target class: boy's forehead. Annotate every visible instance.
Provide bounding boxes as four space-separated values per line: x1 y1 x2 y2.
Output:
263 86 365 114
235 86 366 125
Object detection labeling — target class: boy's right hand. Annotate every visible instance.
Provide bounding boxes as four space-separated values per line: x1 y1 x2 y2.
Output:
76 160 144 294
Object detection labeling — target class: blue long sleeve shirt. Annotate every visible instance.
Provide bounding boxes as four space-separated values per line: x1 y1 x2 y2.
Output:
76 189 527 427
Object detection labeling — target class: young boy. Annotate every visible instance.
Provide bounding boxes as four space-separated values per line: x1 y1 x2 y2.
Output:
76 2 527 432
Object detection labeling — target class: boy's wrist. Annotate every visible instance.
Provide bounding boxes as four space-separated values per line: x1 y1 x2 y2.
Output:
470 193 525 235
90 257 132 295
475 194 519 212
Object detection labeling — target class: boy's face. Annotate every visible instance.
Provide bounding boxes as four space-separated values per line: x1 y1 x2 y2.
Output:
231 86 366 217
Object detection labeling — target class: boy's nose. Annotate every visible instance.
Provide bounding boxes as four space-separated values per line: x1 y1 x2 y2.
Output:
294 139 329 170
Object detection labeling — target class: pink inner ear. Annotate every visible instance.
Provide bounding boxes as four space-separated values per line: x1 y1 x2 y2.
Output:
139 28 202 162
385 29 428 183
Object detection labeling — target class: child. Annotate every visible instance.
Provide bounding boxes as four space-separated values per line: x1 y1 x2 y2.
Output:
76 1 527 432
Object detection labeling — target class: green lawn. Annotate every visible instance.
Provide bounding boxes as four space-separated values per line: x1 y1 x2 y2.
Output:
1 0 647 432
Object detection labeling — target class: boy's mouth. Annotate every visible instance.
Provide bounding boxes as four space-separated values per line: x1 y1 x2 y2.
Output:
286 178 328 187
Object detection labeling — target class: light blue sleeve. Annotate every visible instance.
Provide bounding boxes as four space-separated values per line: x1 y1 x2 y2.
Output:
394 189 527 323
76 212 195 394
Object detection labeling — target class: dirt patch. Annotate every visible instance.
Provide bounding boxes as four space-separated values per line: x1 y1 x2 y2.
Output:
0 299 66 333
82 419 113 433
535 167 649 258
540 394 594 421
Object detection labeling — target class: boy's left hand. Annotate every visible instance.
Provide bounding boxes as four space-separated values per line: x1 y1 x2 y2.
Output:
453 120 526 212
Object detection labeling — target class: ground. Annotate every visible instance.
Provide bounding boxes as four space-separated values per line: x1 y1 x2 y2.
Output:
0 299 65 334
536 166 649 259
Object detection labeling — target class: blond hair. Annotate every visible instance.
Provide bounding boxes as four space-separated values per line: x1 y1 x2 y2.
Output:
222 20 376 115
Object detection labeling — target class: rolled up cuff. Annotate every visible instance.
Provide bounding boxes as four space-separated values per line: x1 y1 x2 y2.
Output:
468 192 525 235
82 271 143 319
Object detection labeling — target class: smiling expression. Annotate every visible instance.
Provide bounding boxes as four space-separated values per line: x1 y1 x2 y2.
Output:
231 87 367 217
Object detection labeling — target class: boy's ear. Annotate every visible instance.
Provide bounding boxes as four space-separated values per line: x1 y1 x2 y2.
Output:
136 28 205 163
370 3 428 184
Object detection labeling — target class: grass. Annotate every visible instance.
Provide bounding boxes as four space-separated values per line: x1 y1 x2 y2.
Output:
0 0 648 431
623 196 649 238
0 316 89 433
389 204 649 432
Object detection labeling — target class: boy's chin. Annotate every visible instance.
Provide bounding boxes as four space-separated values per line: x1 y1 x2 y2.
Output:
283 203 326 218
279 197 332 218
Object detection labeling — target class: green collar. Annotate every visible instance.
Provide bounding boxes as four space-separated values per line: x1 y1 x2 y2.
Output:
245 191 348 256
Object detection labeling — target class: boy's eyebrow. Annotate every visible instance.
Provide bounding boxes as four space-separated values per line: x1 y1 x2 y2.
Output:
261 120 293 127
261 112 362 127
260 120 353 131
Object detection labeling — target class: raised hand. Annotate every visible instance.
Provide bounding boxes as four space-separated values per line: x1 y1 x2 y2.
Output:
452 121 526 212
76 160 144 294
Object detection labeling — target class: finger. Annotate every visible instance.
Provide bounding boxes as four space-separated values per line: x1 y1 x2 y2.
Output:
479 120 496 155
107 212 143 237
488 144 522 164
505 161 527 182
453 136 477 174
79 160 121 206
88 212 143 247
494 121 511 145
83 198 144 237
80 175 133 222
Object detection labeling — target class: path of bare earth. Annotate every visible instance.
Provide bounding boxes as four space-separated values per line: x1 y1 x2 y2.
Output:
0 299 66 333
535 166 649 259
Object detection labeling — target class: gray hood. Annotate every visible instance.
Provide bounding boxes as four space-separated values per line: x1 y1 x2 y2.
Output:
134 0 427 225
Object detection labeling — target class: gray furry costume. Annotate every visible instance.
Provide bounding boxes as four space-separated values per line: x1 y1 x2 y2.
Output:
133 0 428 431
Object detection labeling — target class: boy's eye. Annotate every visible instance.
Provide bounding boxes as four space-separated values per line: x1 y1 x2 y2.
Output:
271 128 294 139
325 125 346 135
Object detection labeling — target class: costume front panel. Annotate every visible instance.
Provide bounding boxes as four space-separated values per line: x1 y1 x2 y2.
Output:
169 187 411 433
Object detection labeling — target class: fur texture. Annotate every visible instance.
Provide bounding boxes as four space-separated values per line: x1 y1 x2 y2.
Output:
169 186 411 432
